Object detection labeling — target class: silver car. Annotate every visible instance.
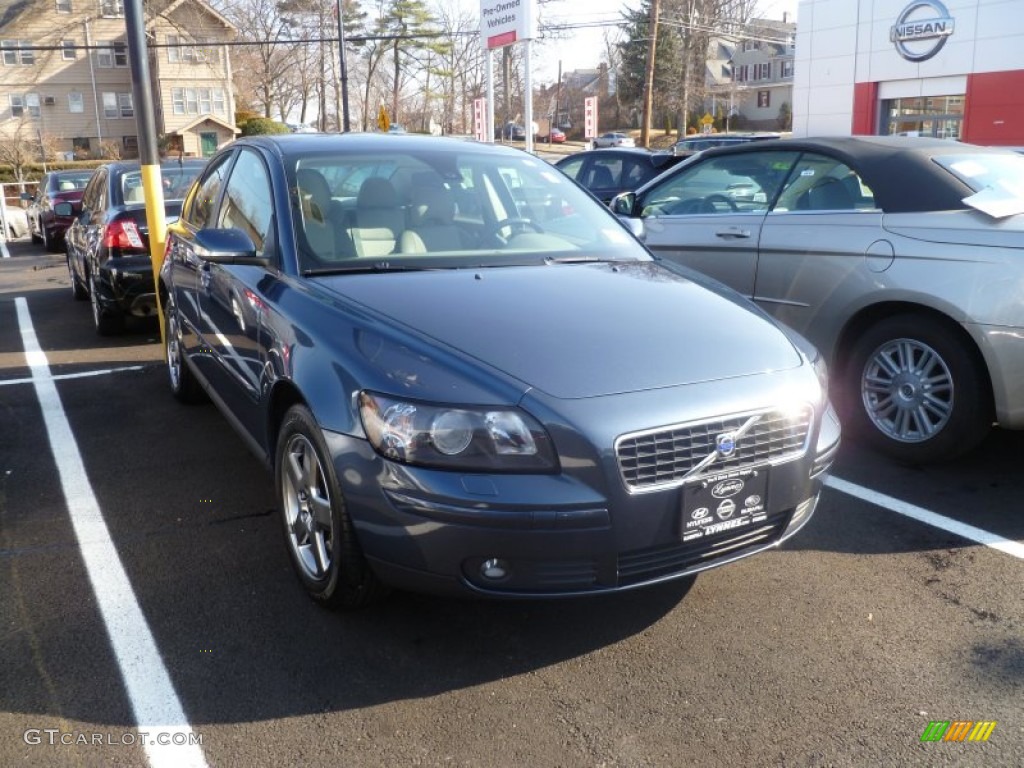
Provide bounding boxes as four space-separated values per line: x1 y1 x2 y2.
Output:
592 132 635 149
613 136 1024 464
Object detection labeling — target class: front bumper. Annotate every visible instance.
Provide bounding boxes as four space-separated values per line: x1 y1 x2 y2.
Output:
325 400 838 598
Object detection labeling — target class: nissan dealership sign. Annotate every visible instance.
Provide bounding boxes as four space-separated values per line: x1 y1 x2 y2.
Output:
479 0 535 50
890 0 955 61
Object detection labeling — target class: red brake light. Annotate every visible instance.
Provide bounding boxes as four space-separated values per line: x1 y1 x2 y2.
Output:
104 219 145 251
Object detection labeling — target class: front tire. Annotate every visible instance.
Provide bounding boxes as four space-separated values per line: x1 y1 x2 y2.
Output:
844 314 991 464
276 405 388 609
164 295 204 403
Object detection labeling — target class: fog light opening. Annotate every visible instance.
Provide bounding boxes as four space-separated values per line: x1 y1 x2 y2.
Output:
480 558 510 580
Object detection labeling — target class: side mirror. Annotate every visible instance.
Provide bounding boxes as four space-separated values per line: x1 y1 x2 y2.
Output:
193 228 266 266
53 201 74 216
610 191 636 216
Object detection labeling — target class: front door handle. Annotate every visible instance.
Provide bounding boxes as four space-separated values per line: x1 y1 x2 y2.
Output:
715 227 751 239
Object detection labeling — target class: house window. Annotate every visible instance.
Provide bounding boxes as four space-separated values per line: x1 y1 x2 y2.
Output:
172 87 186 114
61 40 77 60
73 136 90 154
782 60 794 78
56 0 72 11
113 42 127 67
213 88 225 114
100 0 124 17
734 64 748 83
102 92 117 118
758 90 771 108
2 40 35 66
167 35 181 63
96 45 112 67
199 88 212 113
69 92 84 112
757 63 771 80
10 93 41 118
123 135 138 154
185 88 198 114
118 92 133 118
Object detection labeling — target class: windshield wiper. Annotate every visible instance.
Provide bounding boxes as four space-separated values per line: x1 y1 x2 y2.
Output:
303 262 427 276
543 255 630 264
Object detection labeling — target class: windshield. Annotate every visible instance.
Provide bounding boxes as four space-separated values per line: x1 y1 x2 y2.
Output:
291 148 649 272
53 173 93 191
121 166 203 204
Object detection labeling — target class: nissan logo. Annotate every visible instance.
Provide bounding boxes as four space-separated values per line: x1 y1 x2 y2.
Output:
890 0 955 62
712 479 745 499
717 499 736 520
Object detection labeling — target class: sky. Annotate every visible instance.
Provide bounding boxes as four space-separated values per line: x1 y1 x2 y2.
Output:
468 0 800 83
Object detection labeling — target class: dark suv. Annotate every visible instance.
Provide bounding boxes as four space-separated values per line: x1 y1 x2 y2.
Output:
64 159 207 334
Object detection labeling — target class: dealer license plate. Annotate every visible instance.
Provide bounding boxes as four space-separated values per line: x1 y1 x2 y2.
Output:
681 469 769 542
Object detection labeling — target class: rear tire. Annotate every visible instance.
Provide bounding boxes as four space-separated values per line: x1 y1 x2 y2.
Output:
68 254 87 301
843 314 991 464
276 405 388 610
89 273 124 336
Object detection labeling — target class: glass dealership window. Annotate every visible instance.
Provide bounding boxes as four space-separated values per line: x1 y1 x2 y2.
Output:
884 95 965 140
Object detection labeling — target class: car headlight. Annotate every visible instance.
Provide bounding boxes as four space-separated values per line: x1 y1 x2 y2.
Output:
358 392 559 472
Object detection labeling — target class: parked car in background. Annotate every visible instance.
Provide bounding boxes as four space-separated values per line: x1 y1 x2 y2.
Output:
64 158 206 334
159 133 838 609
672 132 781 155
592 132 635 149
539 127 566 144
27 169 93 251
612 135 1024 464
2 205 28 239
555 147 691 205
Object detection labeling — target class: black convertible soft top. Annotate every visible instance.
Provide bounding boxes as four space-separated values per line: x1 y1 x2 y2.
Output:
696 135 1012 214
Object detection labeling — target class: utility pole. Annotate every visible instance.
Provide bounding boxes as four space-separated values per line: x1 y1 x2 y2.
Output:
124 0 167 341
337 0 350 131
640 0 660 148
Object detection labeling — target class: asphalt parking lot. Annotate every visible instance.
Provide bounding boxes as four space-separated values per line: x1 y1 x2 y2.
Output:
1 237 1022 767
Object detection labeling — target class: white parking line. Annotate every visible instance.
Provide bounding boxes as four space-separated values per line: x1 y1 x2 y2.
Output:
14 298 208 768
1 237 10 259
826 475 1024 560
0 365 145 387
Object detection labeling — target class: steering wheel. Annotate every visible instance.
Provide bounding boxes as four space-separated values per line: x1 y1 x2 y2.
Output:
484 217 544 244
702 194 739 212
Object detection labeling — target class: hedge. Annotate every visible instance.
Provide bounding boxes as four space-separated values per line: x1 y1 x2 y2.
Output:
0 160 106 185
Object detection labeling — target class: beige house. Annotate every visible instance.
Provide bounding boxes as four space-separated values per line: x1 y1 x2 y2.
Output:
0 0 237 160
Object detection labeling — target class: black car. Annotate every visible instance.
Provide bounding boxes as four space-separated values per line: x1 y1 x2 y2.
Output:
64 159 206 334
26 169 93 252
158 133 838 608
672 132 781 156
554 148 691 205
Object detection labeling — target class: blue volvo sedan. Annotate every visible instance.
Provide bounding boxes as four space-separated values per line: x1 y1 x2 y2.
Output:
160 133 840 609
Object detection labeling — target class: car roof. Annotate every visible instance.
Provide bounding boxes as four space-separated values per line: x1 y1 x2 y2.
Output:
687 135 1010 213
232 132 531 161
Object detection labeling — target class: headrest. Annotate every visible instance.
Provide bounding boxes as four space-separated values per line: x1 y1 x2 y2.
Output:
409 182 455 226
357 177 398 209
296 168 332 223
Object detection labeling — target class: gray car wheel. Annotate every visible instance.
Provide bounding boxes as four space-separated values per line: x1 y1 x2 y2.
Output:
164 296 204 403
276 405 387 609
847 314 991 463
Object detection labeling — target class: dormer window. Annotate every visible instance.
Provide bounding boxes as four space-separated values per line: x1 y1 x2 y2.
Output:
100 0 124 18
56 0 72 12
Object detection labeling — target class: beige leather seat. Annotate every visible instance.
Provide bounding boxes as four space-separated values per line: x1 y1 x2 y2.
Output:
296 168 336 261
399 182 467 254
351 177 404 257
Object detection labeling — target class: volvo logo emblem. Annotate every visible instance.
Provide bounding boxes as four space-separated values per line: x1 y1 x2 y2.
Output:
716 432 737 458
890 0 955 62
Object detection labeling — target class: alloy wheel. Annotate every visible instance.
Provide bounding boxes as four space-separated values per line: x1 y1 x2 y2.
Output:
281 433 335 581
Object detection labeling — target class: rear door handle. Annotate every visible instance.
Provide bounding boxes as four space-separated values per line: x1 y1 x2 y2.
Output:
715 227 751 239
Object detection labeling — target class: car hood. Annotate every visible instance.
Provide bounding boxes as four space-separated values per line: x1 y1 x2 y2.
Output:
315 261 803 399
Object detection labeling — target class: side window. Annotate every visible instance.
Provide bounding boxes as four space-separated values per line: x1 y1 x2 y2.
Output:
557 157 584 181
81 170 105 212
587 158 621 189
774 153 875 212
641 151 800 217
218 149 274 257
184 152 232 228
